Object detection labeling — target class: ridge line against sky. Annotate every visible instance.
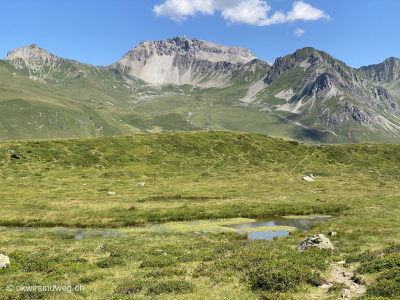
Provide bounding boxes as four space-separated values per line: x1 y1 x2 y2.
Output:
0 0 399 69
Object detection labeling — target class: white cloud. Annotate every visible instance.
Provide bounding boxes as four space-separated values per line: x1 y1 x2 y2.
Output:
153 0 330 26
153 0 215 22
287 1 330 22
221 0 271 25
294 28 305 37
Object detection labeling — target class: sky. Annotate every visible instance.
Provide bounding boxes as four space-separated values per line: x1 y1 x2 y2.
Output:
1 0 399 69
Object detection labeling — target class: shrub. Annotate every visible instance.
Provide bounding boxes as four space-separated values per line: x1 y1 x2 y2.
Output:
147 280 194 295
365 267 400 298
139 256 178 268
95 257 125 268
357 253 400 274
248 263 320 292
79 273 104 284
145 267 186 278
115 280 144 295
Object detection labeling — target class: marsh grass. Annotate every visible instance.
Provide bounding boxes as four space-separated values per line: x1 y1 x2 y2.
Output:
0 131 400 298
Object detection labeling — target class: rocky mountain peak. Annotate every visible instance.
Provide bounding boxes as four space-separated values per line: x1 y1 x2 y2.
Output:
112 37 265 86
358 57 400 84
6 44 55 60
120 36 257 65
4 44 73 81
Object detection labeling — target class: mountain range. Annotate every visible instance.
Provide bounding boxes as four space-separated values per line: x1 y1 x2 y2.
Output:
1 36 400 143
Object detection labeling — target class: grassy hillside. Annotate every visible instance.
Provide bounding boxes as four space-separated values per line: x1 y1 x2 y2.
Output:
0 131 399 298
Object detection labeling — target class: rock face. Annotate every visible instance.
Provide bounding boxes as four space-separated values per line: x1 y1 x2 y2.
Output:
254 47 400 142
110 36 270 86
4 44 70 80
358 57 400 85
297 234 334 251
0 254 10 269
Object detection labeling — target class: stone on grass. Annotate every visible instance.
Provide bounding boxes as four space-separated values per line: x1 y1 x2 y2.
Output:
136 182 145 187
108 192 116 195
0 254 10 269
328 231 337 236
297 234 334 251
302 176 314 182
95 244 106 252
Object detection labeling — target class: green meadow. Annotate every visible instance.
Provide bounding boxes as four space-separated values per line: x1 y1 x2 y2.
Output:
0 131 399 299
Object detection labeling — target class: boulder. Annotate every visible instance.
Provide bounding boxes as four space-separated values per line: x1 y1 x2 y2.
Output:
0 254 10 269
297 234 334 251
302 176 314 182
95 244 106 252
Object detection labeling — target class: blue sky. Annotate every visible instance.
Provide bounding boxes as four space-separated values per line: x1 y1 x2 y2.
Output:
1 0 399 68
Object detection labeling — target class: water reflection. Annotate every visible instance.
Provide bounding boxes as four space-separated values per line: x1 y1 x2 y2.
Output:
224 216 333 240
249 231 289 240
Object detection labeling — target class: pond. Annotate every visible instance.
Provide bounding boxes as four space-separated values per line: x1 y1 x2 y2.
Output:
0 215 333 241
224 215 334 240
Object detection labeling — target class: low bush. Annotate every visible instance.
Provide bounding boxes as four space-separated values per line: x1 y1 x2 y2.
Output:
145 267 186 278
146 280 194 295
115 279 144 295
95 257 126 268
139 256 178 268
79 273 105 284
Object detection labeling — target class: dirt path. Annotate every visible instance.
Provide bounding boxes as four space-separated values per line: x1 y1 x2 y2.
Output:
317 261 366 299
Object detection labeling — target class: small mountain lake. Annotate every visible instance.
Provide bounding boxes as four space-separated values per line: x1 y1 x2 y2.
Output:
0 215 333 241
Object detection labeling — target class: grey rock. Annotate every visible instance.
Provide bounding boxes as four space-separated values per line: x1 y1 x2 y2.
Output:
297 234 334 251
302 176 314 182
0 254 10 269
95 244 106 252
136 182 145 186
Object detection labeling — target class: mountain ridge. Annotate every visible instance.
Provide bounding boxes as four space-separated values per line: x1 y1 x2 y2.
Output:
1 37 400 144
109 36 269 86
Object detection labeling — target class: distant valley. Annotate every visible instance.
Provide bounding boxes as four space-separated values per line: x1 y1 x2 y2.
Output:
1 37 399 143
